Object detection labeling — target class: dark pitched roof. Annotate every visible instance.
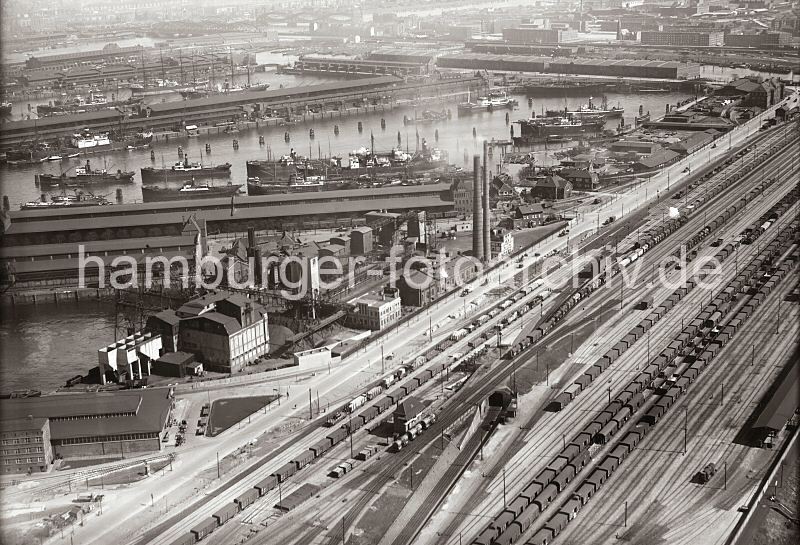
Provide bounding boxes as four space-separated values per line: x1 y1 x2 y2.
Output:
516 204 544 215
753 360 799 431
536 175 570 189
1 392 142 419
151 309 181 326
393 396 425 420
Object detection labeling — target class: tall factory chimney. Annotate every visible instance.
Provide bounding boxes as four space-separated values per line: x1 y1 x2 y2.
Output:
482 141 491 262
472 155 483 261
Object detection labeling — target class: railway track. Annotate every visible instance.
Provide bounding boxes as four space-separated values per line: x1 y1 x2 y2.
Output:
474 197 799 545
284 145 800 544
429 147 799 545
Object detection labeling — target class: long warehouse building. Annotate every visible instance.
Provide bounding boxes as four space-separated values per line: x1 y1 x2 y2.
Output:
1 184 454 286
436 53 701 79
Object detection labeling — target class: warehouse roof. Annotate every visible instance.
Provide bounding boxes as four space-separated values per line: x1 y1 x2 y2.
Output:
145 76 401 113
0 417 49 433
8 183 451 221
753 359 799 431
1 391 144 420
47 390 171 440
0 234 197 259
1 109 122 131
5 195 452 236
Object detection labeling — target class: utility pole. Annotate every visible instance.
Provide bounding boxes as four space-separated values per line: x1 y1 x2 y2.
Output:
349 414 354 458
309 388 313 419
683 407 688 455
503 468 507 508
216 451 220 479
342 517 346 545
624 501 628 527
381 345 385 374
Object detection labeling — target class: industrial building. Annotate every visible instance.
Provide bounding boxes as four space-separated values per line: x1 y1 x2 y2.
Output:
436 54 699 80
490 229 514 259
0 417 54 475
97 331 163 385
147 292 270 374
350 226 374 255
350 290 402 331
502 27 578 44
640 30 725 47
0 389 172 463
0 215 206 290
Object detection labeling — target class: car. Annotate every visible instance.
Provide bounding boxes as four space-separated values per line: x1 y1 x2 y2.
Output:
738 505 749 513
534 253 541 257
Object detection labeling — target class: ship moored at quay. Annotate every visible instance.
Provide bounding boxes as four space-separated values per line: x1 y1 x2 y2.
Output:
140 158 232 183
35 160 135 187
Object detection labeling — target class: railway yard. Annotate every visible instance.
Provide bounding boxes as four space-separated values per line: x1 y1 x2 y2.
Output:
34 97 791 545
2 9 800 544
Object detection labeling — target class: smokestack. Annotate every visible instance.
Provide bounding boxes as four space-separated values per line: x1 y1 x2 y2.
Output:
482 141 490 262
472 155 483 261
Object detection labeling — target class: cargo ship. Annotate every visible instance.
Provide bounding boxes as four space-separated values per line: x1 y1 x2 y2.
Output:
36 93 141 117
36 160 135 188
21 191 112 210
247 176 361 195
247 143 448 183
547 98 623 119
511 116 605 145
141 157 232 183
141 180 242 202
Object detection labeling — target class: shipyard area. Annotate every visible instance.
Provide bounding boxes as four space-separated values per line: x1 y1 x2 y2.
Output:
1 2 799 545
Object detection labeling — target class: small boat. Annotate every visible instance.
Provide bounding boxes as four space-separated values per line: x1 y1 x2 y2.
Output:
44 155 63 161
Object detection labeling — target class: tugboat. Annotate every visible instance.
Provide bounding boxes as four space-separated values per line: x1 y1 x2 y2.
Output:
140 156 232 183
20 190 112 210
0 102 11 117
141 178 242 202
36 160 135 187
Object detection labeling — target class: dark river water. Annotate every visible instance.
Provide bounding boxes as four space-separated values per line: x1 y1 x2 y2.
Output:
0 77 692 206
0 301 120 393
